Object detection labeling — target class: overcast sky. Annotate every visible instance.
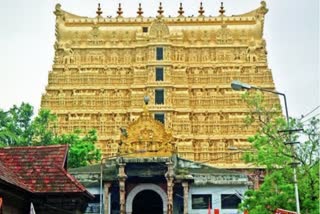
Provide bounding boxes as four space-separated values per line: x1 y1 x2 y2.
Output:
0 0 319 119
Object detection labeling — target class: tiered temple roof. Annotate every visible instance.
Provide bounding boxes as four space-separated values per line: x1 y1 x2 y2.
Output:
41 1 279 168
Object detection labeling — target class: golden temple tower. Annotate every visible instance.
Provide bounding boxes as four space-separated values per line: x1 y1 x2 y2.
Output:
41 2 279 168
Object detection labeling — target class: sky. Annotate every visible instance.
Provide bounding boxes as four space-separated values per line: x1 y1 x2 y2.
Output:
0 0 319 120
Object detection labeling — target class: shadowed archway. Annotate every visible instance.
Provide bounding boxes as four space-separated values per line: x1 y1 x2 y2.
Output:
132 190 163 214
126 183 167 214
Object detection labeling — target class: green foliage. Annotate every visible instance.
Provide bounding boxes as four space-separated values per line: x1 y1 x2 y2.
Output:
54 129 101 168
0 103 34 146
240 92 320 214
0 103 101 168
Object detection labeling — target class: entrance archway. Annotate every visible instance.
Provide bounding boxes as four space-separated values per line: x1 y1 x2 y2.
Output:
132 190 163 214
126 184 167 214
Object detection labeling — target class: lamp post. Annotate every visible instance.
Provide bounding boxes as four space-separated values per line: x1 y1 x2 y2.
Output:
231 80 301 214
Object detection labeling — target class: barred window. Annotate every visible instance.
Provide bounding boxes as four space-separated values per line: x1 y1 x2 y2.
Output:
192 194 211 209
156 47 163 60
156 67 164 81
155 89 164 104
221 194 241 209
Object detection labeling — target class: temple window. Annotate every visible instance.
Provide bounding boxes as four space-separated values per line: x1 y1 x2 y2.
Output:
154 112 165 124
156 47 163 60
155 67 164 81
155 89 164 104
142 27 148 33
191 194 212 209
221 194 242 209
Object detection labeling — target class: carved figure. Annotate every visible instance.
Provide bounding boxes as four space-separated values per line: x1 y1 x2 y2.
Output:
62 45 74 64
246 39 258 62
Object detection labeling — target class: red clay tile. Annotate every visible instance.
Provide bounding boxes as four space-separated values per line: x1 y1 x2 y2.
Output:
0 145 88 194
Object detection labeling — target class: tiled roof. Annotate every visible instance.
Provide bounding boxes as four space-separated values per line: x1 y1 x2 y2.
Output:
0 145 91 196
0 161 29 190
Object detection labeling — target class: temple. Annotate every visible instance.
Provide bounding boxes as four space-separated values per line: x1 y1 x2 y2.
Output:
39 1 281 213
41 2 278 168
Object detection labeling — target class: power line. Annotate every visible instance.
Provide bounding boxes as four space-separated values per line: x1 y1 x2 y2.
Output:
300 113 320 124
300 105 320 121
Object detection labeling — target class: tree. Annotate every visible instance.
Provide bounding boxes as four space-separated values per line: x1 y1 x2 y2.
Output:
0 103 33 146
0 103 101 168
240 92 319 214
53 129 101 168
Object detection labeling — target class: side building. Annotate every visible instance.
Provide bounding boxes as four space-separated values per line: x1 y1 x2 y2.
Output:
0 145 92 213
41 2 279 169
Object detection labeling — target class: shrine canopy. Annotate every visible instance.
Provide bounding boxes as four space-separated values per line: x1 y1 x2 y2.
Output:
118 105 175 158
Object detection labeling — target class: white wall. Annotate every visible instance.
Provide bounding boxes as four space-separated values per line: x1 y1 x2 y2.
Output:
188 185 247 214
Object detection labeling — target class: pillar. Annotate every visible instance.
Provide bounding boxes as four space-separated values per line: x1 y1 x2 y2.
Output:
166 161 174 214
253 169 261 189
118 163 127 214
104 183 111 214
182 182 189 214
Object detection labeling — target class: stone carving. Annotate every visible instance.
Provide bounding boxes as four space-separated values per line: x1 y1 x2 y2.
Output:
62 44 75 64
149 17 170 39
246 39 258 62
216 25 233 44
118 105 175 157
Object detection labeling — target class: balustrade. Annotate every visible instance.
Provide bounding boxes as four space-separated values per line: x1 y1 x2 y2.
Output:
187 73 273 85
42 96 131 110
48 73 133 86
172 96 190 108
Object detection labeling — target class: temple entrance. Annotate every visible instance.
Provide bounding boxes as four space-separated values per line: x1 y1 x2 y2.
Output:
126 183 167 214
132 190 163 214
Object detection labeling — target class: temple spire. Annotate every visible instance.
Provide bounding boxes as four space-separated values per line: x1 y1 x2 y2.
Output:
178 3 184 17
219 2 225 16
157 2 164 17
198 2 205 17
96 3 103 17
137 3 143 17
117 3 123 18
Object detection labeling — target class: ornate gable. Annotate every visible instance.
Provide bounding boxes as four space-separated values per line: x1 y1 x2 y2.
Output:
149 17 170 40
118 105 175 157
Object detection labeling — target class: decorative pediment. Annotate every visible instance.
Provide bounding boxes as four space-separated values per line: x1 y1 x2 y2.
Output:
118 106 175 157
149 17 170 39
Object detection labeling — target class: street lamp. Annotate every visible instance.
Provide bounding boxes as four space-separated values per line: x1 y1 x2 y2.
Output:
231 80 301 214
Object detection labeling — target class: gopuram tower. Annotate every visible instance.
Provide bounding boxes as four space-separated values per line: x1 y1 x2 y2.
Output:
41 2 279 168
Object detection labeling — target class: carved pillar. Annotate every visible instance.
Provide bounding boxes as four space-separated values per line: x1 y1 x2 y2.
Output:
118 163 127 214
166 161 175 214
104 182 111 214
182 182 189 214
253 169 263 189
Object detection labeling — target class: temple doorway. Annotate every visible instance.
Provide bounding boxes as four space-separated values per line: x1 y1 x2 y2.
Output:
132 190 163 214
126 183 167 214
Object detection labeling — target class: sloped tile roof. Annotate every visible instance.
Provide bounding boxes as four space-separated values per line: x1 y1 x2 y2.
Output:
0 161 29 190
0 145 91 196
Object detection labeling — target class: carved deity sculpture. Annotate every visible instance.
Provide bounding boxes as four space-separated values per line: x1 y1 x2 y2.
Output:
246 38 258 62
62 45 74 64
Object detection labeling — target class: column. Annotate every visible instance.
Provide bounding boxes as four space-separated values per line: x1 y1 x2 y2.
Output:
166 161 175 214
104 183 111 214
182 182 189 214
118 163 127 214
